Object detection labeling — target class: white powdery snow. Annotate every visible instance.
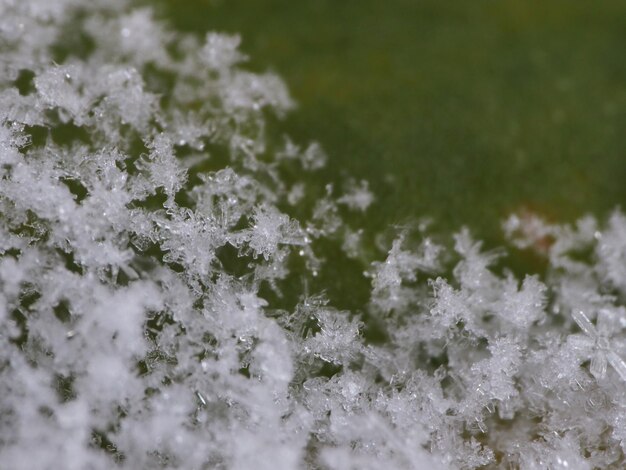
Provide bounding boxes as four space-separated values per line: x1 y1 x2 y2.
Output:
2 1 626 469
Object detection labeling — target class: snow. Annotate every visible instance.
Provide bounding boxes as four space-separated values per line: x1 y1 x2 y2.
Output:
338 179 374 212
2 0 626 468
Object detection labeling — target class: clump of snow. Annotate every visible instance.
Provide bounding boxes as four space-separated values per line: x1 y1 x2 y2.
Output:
3 1 626 469
338 179 374 212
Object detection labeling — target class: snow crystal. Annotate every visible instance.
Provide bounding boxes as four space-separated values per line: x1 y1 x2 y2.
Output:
338 179 374 212
201 33 247 72
569 309 626 381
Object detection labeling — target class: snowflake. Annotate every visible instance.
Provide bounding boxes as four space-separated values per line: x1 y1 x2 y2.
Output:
568 309 626 381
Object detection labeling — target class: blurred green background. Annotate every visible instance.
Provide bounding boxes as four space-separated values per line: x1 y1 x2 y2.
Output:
152 0 626 238
147 0 626 310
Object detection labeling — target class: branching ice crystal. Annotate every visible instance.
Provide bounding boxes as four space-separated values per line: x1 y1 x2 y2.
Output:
569 309 626 382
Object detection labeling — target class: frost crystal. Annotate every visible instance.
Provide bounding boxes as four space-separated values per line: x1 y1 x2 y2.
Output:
3 1 626 469
569 309 626 381
338 179 374 212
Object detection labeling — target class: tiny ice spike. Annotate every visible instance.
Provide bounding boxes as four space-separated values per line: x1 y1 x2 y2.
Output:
569 309 626 382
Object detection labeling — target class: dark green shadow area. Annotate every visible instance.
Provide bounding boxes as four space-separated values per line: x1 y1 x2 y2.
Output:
146 0 626 309
152 0 626 240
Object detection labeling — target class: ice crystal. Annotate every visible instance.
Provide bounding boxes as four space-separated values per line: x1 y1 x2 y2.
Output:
569 309 626 381
338 179 374 212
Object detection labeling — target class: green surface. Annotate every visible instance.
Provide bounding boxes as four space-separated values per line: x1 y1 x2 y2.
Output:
147 0 626 309
153 0 626 240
